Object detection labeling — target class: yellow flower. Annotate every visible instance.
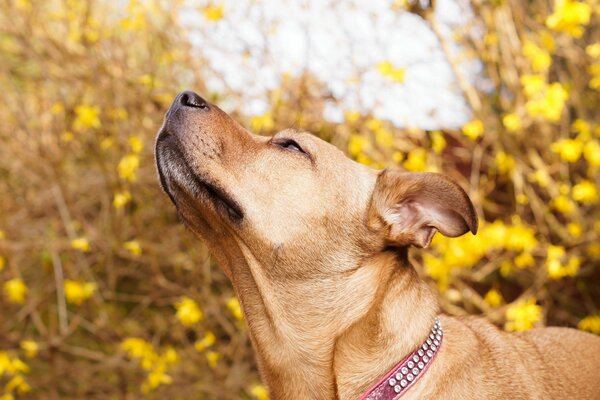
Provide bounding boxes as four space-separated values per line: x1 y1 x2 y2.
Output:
545 245 580 279
540 31 556 52
583 140 600 168
505 297 542 331
377 61 406 83
515 252 535 269
578 315 600 334
250 112 275 132
375 128 394 148
484 288 503 308
523 40 551 72
525 82 569 121
348 134 370 157
495 151 515 175
551 194 576 215
73 105 101 131
113 191 132 209
20 340 39 359
502 113 522 133
128 135 143 153
205 351 220 369
586 43 600 58
516 193 529 205
529 170 550 187
403 148 427 172
226 297 244 321
462 119 484 140
546 0 592 38
423 254 451 291
121 337 154 360
551 138 583 162
521 74 546 97
64 280 97 305
4 375 31 395
249 384 270 400
117 154 140 182
344 111 361 124
548 255 581 280
572 119 591 137
123 240 142 256
71 237 90 252
175 297 203 326
587 243 600 259
194 331 216 352
203 4 224 22
572 180 598 203
430 131 446 154
3 278 28 304
567 222 582 238
142 367 172 393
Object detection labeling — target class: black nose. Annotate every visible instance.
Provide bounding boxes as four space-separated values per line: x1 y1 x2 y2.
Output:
180 91 209 110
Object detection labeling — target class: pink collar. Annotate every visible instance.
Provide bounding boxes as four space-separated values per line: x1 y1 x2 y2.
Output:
359 318 443 400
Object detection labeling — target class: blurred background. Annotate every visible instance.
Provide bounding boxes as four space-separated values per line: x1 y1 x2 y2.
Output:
1 0 599 398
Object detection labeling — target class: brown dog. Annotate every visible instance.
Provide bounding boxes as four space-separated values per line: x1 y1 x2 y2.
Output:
155 91 600 399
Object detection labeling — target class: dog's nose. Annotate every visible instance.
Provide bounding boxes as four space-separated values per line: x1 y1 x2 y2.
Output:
179 91 209 110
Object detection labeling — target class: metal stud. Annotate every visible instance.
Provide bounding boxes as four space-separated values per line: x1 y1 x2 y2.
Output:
434 339 439 346
407 361 414 369
427 350 433 357
423 355 429 363
389 378 396 386
394 385 401 393
401 367 408 375
412 355 419 363
418 349 424 357
400 379 408 388
431 344 437 351
418 361 424 369
407 373 414 382
412 367 419 375
427 338 432 345
396 372 402 380
422 343 428 350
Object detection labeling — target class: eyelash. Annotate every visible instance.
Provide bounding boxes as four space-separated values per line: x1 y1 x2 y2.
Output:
275 139 306 155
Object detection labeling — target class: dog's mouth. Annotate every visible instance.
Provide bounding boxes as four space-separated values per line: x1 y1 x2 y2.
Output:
155 130 244 223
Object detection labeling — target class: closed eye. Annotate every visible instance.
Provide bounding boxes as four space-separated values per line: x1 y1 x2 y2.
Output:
274 139 306 155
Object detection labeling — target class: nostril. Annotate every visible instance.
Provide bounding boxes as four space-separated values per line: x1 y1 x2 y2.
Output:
180 91 209 110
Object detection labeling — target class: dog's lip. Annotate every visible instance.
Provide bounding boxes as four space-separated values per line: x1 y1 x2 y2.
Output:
155 130 244 223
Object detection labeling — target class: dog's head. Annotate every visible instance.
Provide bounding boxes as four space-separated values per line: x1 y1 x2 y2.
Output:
155 90 477 329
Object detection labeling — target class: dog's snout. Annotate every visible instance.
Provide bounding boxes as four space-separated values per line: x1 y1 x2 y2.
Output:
180 91 209 110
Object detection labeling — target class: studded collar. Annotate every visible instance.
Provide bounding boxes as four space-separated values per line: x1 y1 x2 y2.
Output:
358 318 443 400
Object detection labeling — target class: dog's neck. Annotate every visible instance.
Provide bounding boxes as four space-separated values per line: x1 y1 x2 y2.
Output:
235 248 439 399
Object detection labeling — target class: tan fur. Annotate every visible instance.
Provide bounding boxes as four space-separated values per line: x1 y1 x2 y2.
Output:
155 92 600 399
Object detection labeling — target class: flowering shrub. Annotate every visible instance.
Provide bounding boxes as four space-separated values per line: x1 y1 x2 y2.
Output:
0 0 598 398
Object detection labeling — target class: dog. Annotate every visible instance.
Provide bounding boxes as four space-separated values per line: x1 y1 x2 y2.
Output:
155 91 600 399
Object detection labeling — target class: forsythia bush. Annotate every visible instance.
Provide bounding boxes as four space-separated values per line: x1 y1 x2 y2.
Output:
0 0 598 398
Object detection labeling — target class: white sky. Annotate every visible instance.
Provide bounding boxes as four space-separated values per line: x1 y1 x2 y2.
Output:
181 0 476 130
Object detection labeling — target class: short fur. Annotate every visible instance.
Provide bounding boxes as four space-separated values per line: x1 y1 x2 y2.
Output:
155 91 600 400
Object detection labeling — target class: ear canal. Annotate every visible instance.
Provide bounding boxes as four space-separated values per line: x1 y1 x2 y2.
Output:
369 170 478 248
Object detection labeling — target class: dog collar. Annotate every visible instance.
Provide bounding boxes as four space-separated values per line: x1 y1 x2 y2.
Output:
359 318 443 400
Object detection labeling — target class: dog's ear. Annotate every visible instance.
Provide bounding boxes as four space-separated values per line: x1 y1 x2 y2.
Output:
368 170 478 248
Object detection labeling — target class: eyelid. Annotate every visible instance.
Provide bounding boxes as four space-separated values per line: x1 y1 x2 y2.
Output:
273 138 306 154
